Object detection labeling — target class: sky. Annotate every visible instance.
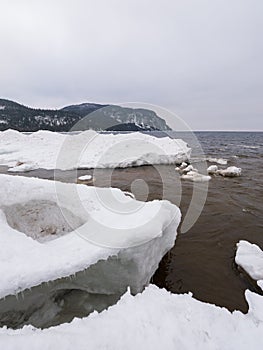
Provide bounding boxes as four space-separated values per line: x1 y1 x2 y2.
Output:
0 0 262 131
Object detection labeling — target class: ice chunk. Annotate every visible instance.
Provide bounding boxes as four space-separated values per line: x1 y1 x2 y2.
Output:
179 161 188 169
217 166 242 177
78 175 93 181
8 162 38 172
235 241 263 282
207 157 228 165
182 164 198 173
181 171 211 182
207 165 218 174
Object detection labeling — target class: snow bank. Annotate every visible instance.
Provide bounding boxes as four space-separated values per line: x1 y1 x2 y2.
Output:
1 285 263 350
0 129 191 171
235 241 263 287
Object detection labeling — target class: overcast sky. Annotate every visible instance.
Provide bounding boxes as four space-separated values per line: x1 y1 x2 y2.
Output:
0 0 262 130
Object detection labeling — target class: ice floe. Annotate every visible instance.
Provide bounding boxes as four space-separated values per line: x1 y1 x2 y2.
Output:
77 174 93 181
207 157 228 165
207 165 218 174
207 165 242 178
217 166 242 177
7 161 38 172
181 164 198 173
0 130 191 171
235 241 263 286
181 170 211 183
175 161 211 183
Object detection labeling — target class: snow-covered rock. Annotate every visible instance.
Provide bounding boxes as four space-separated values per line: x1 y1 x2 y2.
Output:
217 166 242 177
0 130 191 171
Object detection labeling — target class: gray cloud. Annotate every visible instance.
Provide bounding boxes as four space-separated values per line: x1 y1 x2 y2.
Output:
0 0 262 130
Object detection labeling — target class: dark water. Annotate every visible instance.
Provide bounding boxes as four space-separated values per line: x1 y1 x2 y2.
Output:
1 132 263 313
153 132 263 312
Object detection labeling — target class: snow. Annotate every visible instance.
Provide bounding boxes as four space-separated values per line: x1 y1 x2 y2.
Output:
207 157 228 165
1 284 263 349
0 130 191 171
235 241 263 285
217 166 242 177
0 174 180 299
78 174 92 181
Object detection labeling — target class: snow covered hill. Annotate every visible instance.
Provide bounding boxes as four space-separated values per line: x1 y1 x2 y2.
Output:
0 99 171 132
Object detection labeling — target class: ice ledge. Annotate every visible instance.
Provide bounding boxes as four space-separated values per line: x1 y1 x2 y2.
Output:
1 285 263 349
0 174 180 299
0 129 191 171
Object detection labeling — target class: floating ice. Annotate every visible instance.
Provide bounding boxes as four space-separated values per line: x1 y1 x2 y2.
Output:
7 162 38 172
182 164 198 173
217 166 242 177
179 161 188 169
207 157 228 165
78 174 92 181
207 165 218 174
235 241 263 285
0 130 191 171
181 171 211 183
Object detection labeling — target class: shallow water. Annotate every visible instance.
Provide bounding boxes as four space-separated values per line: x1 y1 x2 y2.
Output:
1 131 263 313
